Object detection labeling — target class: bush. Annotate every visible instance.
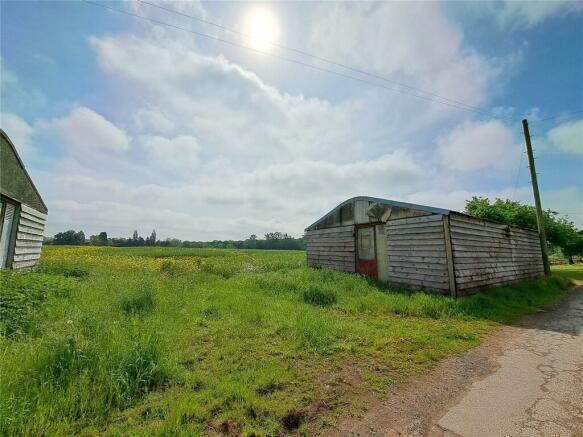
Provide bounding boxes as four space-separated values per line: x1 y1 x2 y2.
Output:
121 282 156 315
302 286 337 307
0 271 71 338
38 261 89 278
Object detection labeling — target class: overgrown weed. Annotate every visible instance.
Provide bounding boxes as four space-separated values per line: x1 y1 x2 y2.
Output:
302 285 337 307
294 312 340 353
38 261 89 278
121 282 156 315
1 326 170 434
0 271 71 338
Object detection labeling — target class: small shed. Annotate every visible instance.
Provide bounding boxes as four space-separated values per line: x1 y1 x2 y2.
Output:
0 129 48 269
305 196 544 296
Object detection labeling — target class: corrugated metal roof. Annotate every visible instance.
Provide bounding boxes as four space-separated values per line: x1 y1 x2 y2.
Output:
306 196 450 230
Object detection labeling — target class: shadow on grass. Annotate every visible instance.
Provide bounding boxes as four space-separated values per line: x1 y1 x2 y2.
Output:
359 274 575 329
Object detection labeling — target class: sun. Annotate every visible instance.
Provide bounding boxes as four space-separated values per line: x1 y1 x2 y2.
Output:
244 7 279 51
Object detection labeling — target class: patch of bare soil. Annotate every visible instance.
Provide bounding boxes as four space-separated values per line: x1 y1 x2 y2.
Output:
316 328 510 436
315 289 581 437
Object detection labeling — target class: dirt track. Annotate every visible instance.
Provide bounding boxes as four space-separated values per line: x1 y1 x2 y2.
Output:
327 285 583 437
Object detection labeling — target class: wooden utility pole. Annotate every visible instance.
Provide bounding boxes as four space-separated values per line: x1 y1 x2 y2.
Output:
522 119 550 275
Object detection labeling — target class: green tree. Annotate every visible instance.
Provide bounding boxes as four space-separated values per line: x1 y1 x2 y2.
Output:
98 232 108 245
89 232 109 246
563 230 583 264
53 230 85 245
465 197 582 263
146 229 157 246
265 232 284 240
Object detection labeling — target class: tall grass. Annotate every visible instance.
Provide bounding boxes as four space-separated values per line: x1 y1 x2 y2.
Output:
38 260 89 278
0 323 170 434
294 312 340 353
0 271 71 338
0 247 578 436
302 285 337 307
121 282 156 315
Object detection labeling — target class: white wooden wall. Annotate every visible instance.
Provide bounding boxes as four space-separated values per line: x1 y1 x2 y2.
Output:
305 225 355 273
12 204 46 269
449 213 544 294
385 215 450 293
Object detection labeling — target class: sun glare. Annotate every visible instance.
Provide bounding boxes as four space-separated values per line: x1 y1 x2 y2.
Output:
244 7 279 51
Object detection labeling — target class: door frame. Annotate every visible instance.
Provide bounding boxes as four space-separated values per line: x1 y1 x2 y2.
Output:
355 223 379 278
0 195 20 268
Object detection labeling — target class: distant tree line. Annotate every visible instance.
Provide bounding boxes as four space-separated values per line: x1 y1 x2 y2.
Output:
46 229 305 250
181 232 304 250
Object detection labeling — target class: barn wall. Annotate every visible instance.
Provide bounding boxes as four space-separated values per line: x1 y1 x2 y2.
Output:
385 215 450 293
449 213 544 294
305 225 355 273
12 203 46 269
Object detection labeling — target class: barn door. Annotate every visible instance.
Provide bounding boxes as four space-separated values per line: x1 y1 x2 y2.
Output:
0 200 16 268
356 226 377 278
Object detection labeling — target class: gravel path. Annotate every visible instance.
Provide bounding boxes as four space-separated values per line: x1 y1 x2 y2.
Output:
327 285 583 436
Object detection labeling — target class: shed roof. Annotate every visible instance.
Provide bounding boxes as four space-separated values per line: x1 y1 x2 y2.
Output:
0 129 48 213
306 196 450 230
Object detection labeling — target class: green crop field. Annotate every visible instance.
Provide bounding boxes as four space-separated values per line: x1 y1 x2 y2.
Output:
0 247 580 436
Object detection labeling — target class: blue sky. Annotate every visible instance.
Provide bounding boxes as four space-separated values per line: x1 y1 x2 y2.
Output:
1 0 582 239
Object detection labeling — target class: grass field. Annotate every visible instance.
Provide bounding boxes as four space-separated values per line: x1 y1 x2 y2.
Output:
0 247 580 436
550 263 583 281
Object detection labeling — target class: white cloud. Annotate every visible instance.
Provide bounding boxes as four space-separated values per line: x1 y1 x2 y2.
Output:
47 149 429 239
546 120 583 156
89 34 364 164
438 120 519 172
33 3 574 239
406 186 533 214
0 113 34 158
52 107 130 155
407 185 583 229
133 108 175 134
38 7 527 239
491 1 583 29
46 199 298 241
308 2 499 109
542 186 583 228
140 135 201 169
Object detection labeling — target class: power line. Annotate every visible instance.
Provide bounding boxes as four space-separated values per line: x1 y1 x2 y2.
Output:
136 0 492 116
83 0 508 118
139 0 583 126
512 146 525 201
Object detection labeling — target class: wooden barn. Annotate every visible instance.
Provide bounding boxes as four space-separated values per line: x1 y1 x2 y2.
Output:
0 129 48 270
305 196 544 296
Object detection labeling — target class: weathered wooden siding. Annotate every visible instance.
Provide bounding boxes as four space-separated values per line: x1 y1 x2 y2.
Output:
305 225 355 273
12 203 46 269
385 215 450 293
449 213 543 294
375 224 389 282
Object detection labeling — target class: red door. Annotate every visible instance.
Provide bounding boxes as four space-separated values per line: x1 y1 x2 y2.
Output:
356 226 377 278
